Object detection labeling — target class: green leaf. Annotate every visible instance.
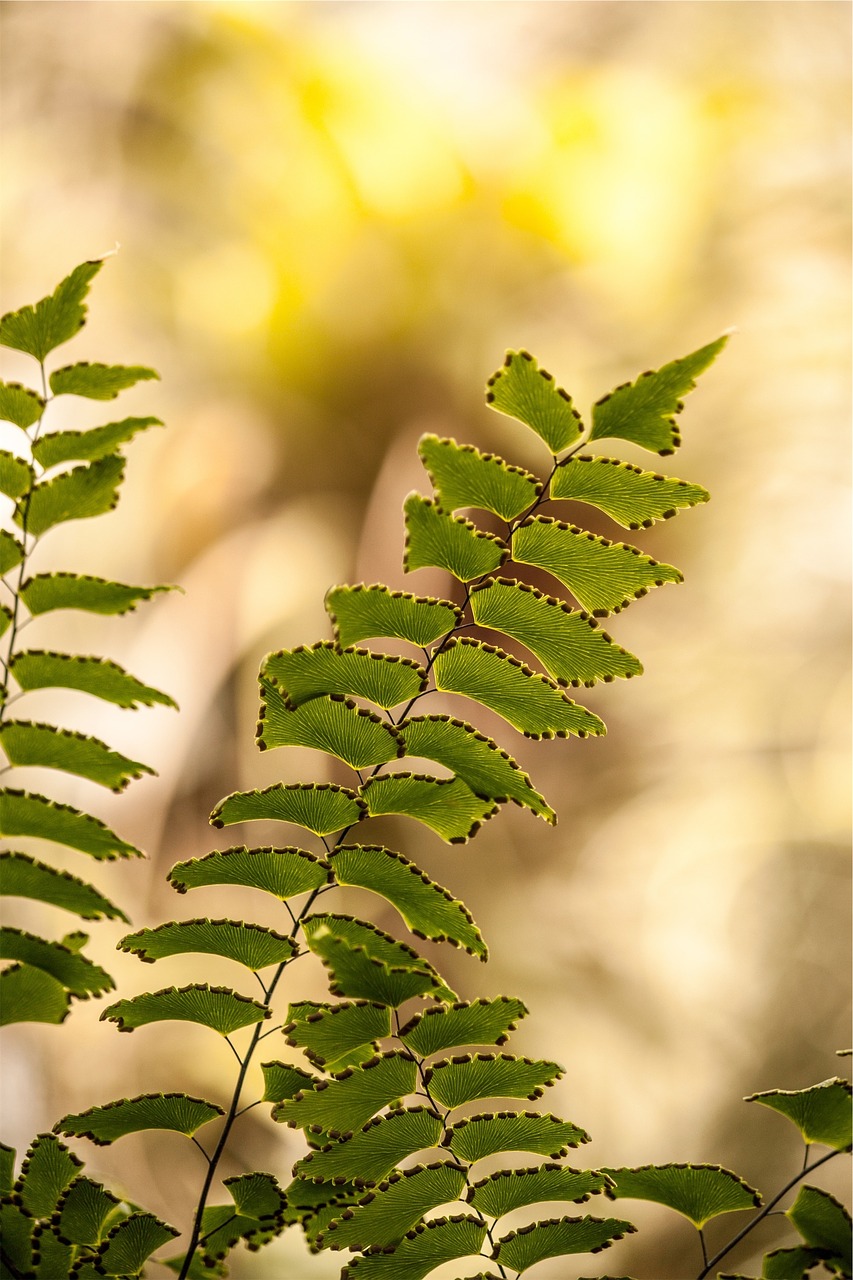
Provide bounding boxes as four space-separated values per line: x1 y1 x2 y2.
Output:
0 789 141 858
55 1093 225 1145
284 1000 392 1070
10 649 177 710
0 963 70 1025
0 529 24 574
54 1176 121 1247
210 782 365 837
197 1193 283 1264
0 720 154 791
15 1133 82 1215
447 1111 590 1162
328 844 486 956
49 362 159 400
552 456 709 529
92 1211 179 1275
0 260 102 360
20 572 173 616
118 919 297 970
17 454 125 537
786 1185 852 1266
419 434 540 521
470 578 642 687
31 1223 74 1279
512 516 682 616
404 493 507 582
0 1145 14 1193
493 1215 637 1272
260 1061 319 1104
305 932 450 1008
600 1163 761 1229
360 772 498 843
425 1054 564 1110
746 1078 852 1151
0 380 45 429
486 350 584 454
320 1162 468 1249
32 417 162 468
271 1051 419 1135
163 1255 227 1280
0 604 11 639
101 984 270 1036
257 689 402 769
169 844 331 900
589 335 728 455
760 1246 828 1279
341 1215 488 1279
326 583 460 650
0 1199 34 1275
0 850 128 919
0 926 113 996
433 638 604 739
295 1107 444 1185
398 998 528 1058
263 642 425 710
225 1171 287 1223
0 450 34 500
400 714 555 822
303 914 456 1002
469 1164 611 1219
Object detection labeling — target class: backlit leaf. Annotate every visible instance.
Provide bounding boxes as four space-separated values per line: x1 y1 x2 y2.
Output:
0 962 70 1025
493 1214 636 1272
326 583 460 649
93 1211 178 1275
433 638 604 739
10 650 177 710
746 1078 852 1151
425 1054 563 1110
14 1134 82 1216
260 1061 319 1104
419 434 540 521
551 456 709 529
33 417 162 468
20 572 173 616
469 1164 610 1219
284 1000 392 1069
0 450 34 499
0 260 102 360
55 1094 225 1146
589 336 727 455
49 362 158 400
0 1199 34 1275
512 516 682 615
329 844 486 956
169 844 331 900
786 1185 852 1266
264 642 425 710
101 984 269 1035
470 579 642 686
295 1108 444 1185
320 1162 467 1249
16 455 125 536
0 789 141 858
486 350 583 454
0 380 45 429
119 919 297 970
404 493 507 581
398 998 527 1058
271 1051 418 1136
760 1246 828 1279
305 932 449 1008
0 529 24 574
225 1171 287 1223
0 926 113 995
341 1215 488 1280
257 689 402 769
0 851 128 919
0 604 11 638
447 1111 590 1162
210 782 365 837
54 1177 121 1247
0 720 154 791
600 1163 761 1229
360 772 497 843
303 914 455 1002
0 1144 14 1193
32 1223 74 1278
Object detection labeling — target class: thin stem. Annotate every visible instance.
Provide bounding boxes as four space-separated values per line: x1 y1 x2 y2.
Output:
223 1036 242 1066
190 1136 210 1164
698 1226 709 1269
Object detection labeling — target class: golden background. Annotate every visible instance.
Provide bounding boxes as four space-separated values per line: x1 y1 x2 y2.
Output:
1 2 850 1276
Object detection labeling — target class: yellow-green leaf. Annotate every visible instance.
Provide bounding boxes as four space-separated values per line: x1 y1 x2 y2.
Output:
419 434 541 521
326 583 460 650
551 455 709 529
49 361 159 399
486 350 584 454
404 493 507 582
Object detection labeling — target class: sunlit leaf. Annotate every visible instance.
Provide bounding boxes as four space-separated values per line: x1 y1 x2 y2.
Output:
257 689 402 769
469 1164 611 1219
589 336 728 455
10 649 176 710
55 1094 225 1146
419 434 541 521
786 1185 852 1267
0 963 70 1025
0 720 154 791
303 914 455 1003
49 362 158 400
486 350 584 454
305 932 449 1008
433 638 604 738
225 1171 287 1223
425 1054 564 1110
512 516 682 615
295 1108 444 1185
54 1176 122 1247
760 1245 829 1279
0 604 11 638
0 260 102 360
169 844 331 900
551 456 709 529
600 1163 761 1229
0 926 112 996
0 851 128 919
271 1051 418 1136
101 984 269 1035
341 1215 488 1279
746 1078 852 1151
264 642 425 709
326 583 460 650
0 1199 34 1275
196 1203 280 1265
210 782 365 837
284 1000 392 1070
162 1254 227 1280
0 529 24 574
92 1211 179 1275
118 919 297 970
493 1214 636 1272
20 572 173 616
400 714 555 822
360 772 498 843
33 417 162 468
0 380 45 429
398 998 527 1058
447 1111 590 1162
16 455 125 537
320 1162 467 1249
329 844 486 956
0 450 34 499
0 789 141 858
260 1061 319 1104
404 493 507 581
14 1133 82 1216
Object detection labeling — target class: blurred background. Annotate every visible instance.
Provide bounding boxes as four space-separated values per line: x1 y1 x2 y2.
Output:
0 2 850 1276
